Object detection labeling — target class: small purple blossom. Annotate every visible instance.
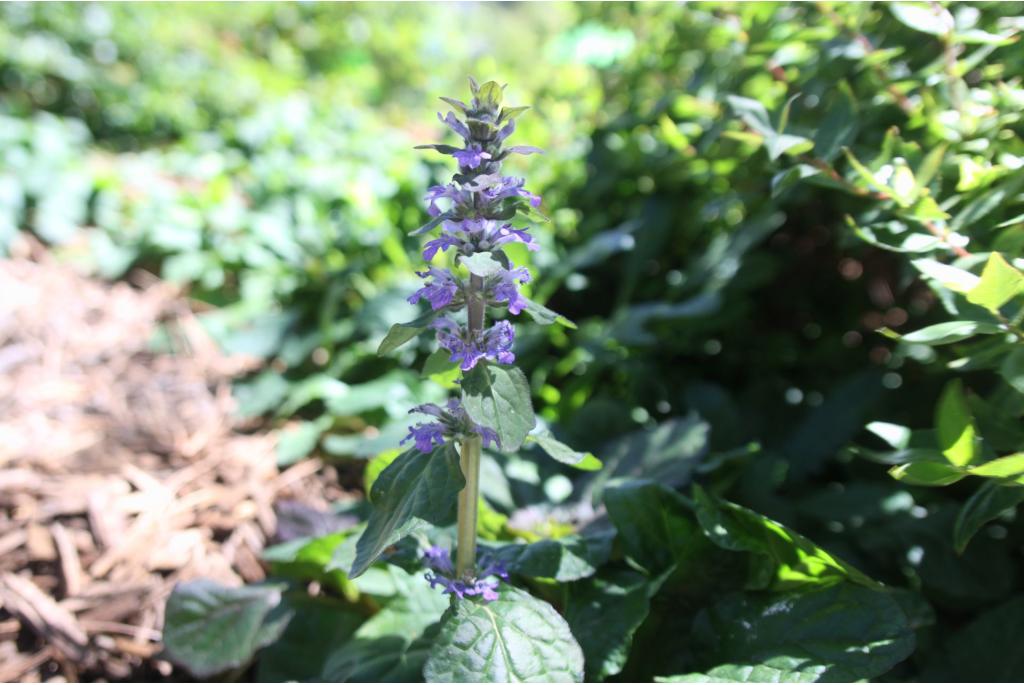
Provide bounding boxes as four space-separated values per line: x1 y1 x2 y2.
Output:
453 146 491 169
438 111 471 141
423 176 541 219
401 422 445 453
488 265 531 315
422 545 509 602
408 267 461 310
400 399 500 453
432 317 516 370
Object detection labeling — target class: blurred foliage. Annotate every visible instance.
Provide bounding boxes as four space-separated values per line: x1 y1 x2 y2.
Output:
5 1 1024 682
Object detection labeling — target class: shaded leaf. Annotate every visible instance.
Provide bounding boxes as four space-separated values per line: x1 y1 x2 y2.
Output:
689 584 914 682
953 480 1024 554
350 445 465 578
163 580 292 678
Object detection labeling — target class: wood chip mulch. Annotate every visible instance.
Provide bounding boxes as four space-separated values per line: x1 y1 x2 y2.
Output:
0 244 351 682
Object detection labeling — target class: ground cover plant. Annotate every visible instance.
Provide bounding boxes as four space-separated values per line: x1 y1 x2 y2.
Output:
3 1 1024 682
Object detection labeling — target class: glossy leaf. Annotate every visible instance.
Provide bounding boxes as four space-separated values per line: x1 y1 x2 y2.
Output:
423 586 584 683
350 445 465 578
461 362 536 451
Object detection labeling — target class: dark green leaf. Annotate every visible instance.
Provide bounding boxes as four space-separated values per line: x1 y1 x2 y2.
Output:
604 480 707 576
350 445 465 578
163 580 292 678
256 595 363 682
322 567 449 682
461 363 536 451
689 584 914 682
423 587 584 683
483 532 613 582
935 596 1024 681
566 570 651 681
953 481 1024 554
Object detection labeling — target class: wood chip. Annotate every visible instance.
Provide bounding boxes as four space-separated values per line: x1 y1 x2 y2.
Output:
49 523 84 598
0 573 89 662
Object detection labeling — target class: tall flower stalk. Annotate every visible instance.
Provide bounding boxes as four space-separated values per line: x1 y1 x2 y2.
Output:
410 78 542 579
356 78 588 603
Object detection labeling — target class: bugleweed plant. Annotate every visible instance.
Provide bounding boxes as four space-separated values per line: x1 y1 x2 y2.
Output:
356 78 592 680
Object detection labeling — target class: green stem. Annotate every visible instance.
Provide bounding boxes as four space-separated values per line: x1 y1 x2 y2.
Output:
455 435 481 576
455 273 486 577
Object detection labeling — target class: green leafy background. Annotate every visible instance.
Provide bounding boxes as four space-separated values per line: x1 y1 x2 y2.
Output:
5 1 1024 682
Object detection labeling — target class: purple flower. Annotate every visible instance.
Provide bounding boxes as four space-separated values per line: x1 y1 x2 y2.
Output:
482 320 516 365
401 422 445 453
422 546 509 602
488 265 531 315
423 233 461 261
496 119 515 143
432 317 516 370
400 399 501 453
453 146 492 169
438 111 471 141
408 267 461 310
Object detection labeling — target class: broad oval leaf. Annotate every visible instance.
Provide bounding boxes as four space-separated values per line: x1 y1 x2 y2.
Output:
689 584 915 682
350 445 465 577
423 587 584 683
461 363 536 451
162 580 292 678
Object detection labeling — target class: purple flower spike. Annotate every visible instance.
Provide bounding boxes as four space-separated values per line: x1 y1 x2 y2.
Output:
401 399 502 453
401 422 445 453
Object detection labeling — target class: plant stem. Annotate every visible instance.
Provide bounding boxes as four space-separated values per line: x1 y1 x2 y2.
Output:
455 434 481 576
455 273 486 576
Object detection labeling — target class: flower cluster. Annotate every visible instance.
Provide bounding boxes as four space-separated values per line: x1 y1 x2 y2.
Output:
422 545 509 601
401 398 499 452
410 78 542 372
